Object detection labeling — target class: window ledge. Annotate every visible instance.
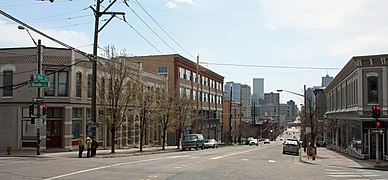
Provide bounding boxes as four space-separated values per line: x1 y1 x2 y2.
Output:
1 96 13 99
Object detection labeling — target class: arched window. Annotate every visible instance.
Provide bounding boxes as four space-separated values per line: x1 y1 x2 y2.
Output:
2 70 13 97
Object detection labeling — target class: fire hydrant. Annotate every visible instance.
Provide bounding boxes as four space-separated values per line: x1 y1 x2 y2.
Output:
6 144 12 155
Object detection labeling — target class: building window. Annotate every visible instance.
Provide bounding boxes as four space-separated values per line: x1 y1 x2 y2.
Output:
22 120 37 140
2 70 13 97
72 108 83 139
367 76 378 103
87 74 92 98
58 71 68 96
45 71 55 96
76 72 82 98
157 66 168 75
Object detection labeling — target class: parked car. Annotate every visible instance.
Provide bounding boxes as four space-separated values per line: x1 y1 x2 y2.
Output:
264 139 270 144
283 140 300 155
181 134 205 151
204 139 218 149
249 138 258 146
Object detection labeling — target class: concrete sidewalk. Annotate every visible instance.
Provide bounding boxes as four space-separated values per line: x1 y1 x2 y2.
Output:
1 145 180 158
300 147 388 170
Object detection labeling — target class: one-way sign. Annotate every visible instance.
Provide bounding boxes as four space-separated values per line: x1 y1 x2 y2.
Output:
371 129 384 134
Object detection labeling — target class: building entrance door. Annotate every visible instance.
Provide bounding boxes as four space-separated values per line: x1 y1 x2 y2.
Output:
370 133 383 159
46 120 62 148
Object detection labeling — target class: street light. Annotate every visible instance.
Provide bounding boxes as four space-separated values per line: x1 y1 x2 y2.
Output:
277 86 307 161
19 25 42 155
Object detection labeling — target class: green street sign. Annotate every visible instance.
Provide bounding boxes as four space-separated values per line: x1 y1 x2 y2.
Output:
33 74 48 82
28 81 49 88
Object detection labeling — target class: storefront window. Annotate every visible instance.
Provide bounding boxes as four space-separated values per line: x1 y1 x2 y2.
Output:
98 122 103 141
22 120 37 140
347 120 362 153
72 108 83 139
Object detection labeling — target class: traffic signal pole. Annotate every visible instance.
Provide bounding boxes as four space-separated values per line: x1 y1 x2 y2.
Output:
36 39 42 155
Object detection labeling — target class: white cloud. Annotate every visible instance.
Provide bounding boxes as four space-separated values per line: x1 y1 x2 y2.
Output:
0 20 91 52
175 0 194 4
166 2 177 9
329 32 388 56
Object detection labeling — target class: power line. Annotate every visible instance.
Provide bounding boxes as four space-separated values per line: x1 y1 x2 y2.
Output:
135 2 388 31
132 0 196 59
123 2 177 54
201 62 340 70
117 16 167 57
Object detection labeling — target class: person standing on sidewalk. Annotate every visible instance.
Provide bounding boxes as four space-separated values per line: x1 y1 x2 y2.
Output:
91 137 98 157
86 137 92 158
78 134 84 158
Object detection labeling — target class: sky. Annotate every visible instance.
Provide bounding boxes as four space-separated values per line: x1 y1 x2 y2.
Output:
1 0 388 107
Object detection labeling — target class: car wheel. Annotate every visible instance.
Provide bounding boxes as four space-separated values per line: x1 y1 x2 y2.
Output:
256 144 258 146
182 148 185 151
196 145 198 150
282 151 285 154
249 144 252 146
201 145 204 150
189 147 191 151
213 145 215 149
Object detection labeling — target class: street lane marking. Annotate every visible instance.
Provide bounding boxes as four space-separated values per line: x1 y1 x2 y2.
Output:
211 149 257 160
268 160 276 163
327 174 362 178
44 155 190 180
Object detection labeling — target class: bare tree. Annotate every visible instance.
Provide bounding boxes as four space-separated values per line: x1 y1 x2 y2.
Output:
157 90 176 150
170 94 197 149
97 45 138 153
130 80 162 152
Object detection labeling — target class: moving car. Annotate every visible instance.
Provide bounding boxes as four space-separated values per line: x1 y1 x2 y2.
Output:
181 134 205 151
283 140 300 155
264 139 270 144
204 139 218 149
245 137 254 145
249 138 258 146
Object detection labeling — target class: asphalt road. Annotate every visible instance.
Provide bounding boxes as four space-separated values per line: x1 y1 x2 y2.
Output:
1 139 387 179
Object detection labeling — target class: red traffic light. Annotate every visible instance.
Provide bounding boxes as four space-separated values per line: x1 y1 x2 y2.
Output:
42 104 47 108
376 120 382 127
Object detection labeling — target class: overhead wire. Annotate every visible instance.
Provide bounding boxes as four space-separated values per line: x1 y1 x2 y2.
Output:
123 2 178 54
132 0 196 59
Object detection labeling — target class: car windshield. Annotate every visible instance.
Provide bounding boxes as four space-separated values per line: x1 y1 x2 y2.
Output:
285 141 298 146
183 135 196 140
205 139 214 143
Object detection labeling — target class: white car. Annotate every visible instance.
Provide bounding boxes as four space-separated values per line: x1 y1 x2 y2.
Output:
264 139 270 144
249 139 258 146
204 139 218 149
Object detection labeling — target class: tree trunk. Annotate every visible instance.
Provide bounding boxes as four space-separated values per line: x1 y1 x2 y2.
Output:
162 126 167 150
140 116 144 152
111 127 115 153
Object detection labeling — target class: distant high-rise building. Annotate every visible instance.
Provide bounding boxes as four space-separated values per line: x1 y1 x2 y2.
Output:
224 82 241 102
252 78 264 105
241 84 252 118
224 82 251 118
322 74 333 87
264 92 279 105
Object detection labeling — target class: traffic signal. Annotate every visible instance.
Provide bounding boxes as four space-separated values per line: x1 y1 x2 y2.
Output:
29 104 34 116
372 105 381 119
42 104 47 116
376 119 382 127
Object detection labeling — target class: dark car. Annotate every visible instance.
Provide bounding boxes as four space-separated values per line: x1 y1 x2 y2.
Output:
181 134 205 151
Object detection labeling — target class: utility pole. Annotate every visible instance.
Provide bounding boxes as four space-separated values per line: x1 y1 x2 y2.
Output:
90 0 124 137
196 55 199 133
36 39 42 155
229 86 232 144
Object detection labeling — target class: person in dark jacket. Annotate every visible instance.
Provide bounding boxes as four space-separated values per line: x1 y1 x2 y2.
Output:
91 137 98 157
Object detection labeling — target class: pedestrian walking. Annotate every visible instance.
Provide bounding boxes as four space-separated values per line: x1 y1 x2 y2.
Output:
86 137 92 158
78 134 84 158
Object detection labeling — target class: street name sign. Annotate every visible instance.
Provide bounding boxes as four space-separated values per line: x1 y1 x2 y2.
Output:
33 74 48 82
28 81 49 88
